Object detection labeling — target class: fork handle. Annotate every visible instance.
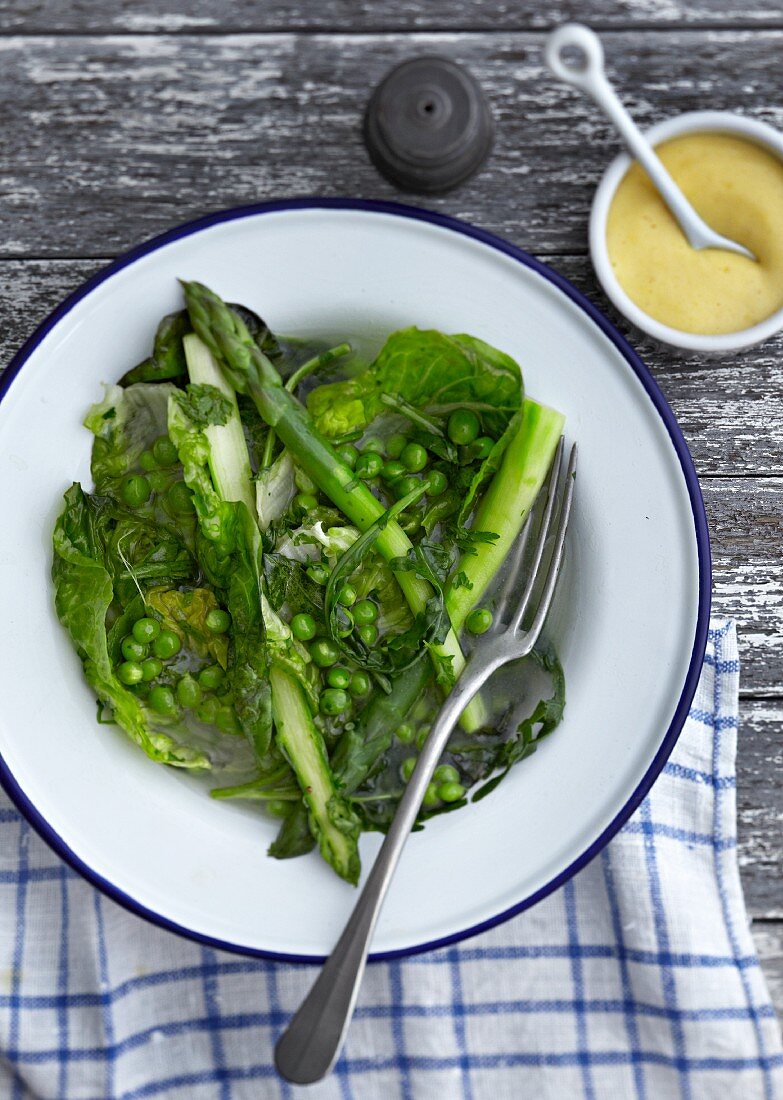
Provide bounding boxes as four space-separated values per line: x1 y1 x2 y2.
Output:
274 650 503 1084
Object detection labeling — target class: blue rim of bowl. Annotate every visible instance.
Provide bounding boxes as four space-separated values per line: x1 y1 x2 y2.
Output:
0 197 711 963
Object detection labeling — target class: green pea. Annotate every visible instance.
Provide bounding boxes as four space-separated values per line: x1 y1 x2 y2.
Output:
139 450 157 472
198 664 225 691
121 636 147 662
310 637 340 668
326 666 351 690
196 695 221 724
132 617 161 644
167 480 195 514
396 723 414 744
291 613 317 641
426 469 448 497
473 436 494 461
357 623 378 646
438 781 466 803
293 492 318 514
361 436 384 454
306 563 329 586
336 444 359 469
147 470 171 493
400 756 418 782
152 629 181 659
336 609 354 638
434 764 460 785
352 599 378 626
416 725 432 749
423 782 441 808
386 433 408 459
337 583 357 607
447 408 481 445
381 460 406 483
120 474 151 508
466 608 493 635
355 452 383 480
206 609 231 634
394 475 421 500
141 657 163 682
320 688 350 715
266 799 292 818
148 685 177 716
118 660 143 685
152 436 178 468
348 671 371 697
176 675 202 709
400 442 428 473
216 706 240 733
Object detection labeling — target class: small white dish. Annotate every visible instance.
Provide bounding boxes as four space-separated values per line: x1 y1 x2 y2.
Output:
590 111 783 354
0 201 710 960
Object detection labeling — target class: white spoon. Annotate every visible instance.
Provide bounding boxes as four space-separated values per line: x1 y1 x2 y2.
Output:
545 23 755 261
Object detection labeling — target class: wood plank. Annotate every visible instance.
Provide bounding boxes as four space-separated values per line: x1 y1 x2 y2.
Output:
3 1 783 34
752 922 783 1024
1 261 781 693
3 256 783 479
1 31 783 258
737 700 783 918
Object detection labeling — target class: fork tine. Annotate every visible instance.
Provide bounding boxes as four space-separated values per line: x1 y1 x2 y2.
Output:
505 436 564 635
521 442 578 647
493 512 533 626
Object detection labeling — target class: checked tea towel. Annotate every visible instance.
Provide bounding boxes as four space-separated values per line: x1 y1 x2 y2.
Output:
0 620 781 1099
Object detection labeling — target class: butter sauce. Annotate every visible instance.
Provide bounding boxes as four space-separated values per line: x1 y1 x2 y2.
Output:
606 133 783 335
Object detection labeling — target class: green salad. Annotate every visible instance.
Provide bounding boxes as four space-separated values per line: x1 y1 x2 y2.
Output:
52 281 566 884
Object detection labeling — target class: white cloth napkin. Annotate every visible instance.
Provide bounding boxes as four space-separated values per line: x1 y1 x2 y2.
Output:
1 619 781 1099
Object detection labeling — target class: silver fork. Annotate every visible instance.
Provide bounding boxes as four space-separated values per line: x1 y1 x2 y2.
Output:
275 438 578 1084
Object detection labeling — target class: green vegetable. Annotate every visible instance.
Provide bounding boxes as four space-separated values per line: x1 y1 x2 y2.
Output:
326 666 351 690
52 484 207 768
121 636 147 662
152 436 179 468
206 609 231 634
320 687 350 715
181 282 480 730
401 442 428 473
270 666 360 884
55 287 569 885
466 608 493 635
310 637 340 668
120 311 190 386
118 661 143 685
177 676 202 709
290 613 317 641
133 617 161 644
121 475 151 508
447 408 481 445
446 399 565 627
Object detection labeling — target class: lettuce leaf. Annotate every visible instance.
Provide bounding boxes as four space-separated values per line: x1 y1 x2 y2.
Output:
307 328 522 440
85 382 178 489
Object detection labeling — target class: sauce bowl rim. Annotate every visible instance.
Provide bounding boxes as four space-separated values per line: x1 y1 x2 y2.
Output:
590 109 783 353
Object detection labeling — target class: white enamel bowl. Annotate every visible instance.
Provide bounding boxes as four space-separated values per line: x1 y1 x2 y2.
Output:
0 201 709 960
590 111 783 354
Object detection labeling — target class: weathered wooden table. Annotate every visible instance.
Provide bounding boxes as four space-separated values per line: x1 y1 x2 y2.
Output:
0 0 780 1017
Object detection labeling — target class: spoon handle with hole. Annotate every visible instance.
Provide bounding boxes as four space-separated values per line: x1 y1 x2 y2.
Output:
544 23 754 259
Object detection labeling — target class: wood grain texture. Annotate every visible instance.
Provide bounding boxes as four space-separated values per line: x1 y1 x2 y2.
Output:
1 259 782 695
2 0 783 33
1 31 783 258
737 700 783 917
753 923 783 1013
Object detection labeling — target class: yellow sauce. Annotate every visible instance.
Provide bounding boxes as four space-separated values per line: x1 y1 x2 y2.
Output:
606 133 783 334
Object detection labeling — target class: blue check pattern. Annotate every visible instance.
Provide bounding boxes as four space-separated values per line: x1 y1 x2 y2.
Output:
1 620 781 1099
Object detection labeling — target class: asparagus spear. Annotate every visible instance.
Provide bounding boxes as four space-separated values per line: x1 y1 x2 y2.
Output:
181 280 483 730
179 333 361 882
